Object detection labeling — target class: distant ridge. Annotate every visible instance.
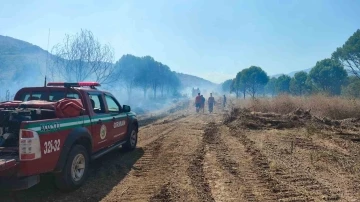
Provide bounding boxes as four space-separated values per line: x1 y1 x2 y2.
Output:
0 35 49 95
0 35 217 93
175 72 217 89
0 35 47 55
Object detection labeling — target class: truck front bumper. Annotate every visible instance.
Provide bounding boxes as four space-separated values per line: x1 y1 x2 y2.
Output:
0 175 40 191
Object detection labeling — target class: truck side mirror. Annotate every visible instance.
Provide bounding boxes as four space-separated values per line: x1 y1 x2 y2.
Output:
123 105 131 113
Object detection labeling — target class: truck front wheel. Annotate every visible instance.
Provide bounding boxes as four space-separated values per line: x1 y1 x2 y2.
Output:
55 144 89 192
122 125 138 152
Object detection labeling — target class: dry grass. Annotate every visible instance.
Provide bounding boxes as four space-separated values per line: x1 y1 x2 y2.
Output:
233 94 360 120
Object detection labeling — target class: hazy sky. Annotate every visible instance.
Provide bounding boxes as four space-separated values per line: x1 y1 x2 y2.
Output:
1 0 359 83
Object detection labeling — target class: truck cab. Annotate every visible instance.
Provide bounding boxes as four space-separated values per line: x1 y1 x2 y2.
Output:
0 82 138 191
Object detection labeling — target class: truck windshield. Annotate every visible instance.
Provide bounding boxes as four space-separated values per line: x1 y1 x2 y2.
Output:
17 90 80 102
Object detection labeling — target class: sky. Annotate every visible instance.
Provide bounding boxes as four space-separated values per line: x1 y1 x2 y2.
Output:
1 0 359 84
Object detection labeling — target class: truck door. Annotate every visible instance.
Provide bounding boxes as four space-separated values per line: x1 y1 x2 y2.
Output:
88 93 116 152
103 94 128 143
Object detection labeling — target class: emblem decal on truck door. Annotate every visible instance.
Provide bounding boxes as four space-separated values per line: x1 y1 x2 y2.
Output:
100 124 107 140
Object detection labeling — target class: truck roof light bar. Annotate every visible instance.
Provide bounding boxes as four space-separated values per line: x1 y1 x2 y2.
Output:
47 82 101 88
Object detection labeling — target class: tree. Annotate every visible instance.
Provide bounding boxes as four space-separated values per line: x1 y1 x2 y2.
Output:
230 72 246 99
308 58 348 95
332 29 360 79
342 76 360 98
230 79 237 95
237 72 247 99
265 77 277 97
166 71 181 97
159 64 172 97
275 75 291 94
51 29 115 84
113 54 141 101
240 66 269 98
148 60 165 99
135 57 152 99
113 54 181 100
232 72 241 98
221 79 233 93
289 71 308 96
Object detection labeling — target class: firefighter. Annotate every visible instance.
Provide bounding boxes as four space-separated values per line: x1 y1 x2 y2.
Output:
195 93 202 112
201 95 205 113
223 94 227 108
208 93 215 113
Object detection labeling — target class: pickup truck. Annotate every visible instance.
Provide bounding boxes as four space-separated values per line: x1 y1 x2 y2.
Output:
0 82 138 191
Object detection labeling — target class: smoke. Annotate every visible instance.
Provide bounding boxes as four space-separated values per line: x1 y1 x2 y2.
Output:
101 85 184 115
0 64 44 101
1 59 221 115
181 84 222 98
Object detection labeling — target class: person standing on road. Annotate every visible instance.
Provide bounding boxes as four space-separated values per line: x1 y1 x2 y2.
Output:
201 95 205 113
208 93 215 113
195 93 202 112
223 94 227 108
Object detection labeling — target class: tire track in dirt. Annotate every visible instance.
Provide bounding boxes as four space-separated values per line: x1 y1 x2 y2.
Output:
231 128 341 201
89 116 188 202
204 122 278 201
187 141 215 202
112 125 179 201
261 136 342 201
204 122 258 201
274 172 340 201
149 183 173 202
235 131 310 202
187 117 216 202
199 106 256 201
149 182 182 202
101 113 204 202
133 126 178 176
139 121 180 147
149 114 207 202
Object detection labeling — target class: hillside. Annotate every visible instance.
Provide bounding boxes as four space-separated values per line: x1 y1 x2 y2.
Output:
0 35 49 95
176 72 218 89
271 68 312 78
0 36 47 55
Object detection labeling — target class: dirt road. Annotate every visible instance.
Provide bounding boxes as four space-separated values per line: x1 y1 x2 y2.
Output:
2 102 360 201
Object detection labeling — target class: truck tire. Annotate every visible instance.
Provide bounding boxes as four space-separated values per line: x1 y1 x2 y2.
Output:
122 125 138 152
55 144 89 192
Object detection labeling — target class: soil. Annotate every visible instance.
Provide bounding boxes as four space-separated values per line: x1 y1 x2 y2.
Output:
1 101 360 202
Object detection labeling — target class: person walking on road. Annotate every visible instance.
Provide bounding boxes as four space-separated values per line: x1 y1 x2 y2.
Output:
195 93 202 112
200 95 205 113
223 94 227 108
208 93 215 113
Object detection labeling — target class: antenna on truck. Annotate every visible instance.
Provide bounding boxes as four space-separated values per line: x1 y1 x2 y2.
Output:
44 28 50 87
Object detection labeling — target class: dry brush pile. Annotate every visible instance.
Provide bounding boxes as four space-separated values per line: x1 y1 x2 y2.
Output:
232 95 360 120
224 97 360 139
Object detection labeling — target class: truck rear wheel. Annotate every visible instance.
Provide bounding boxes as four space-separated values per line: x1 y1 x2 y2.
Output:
55 144 89 192
122 125 137 152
